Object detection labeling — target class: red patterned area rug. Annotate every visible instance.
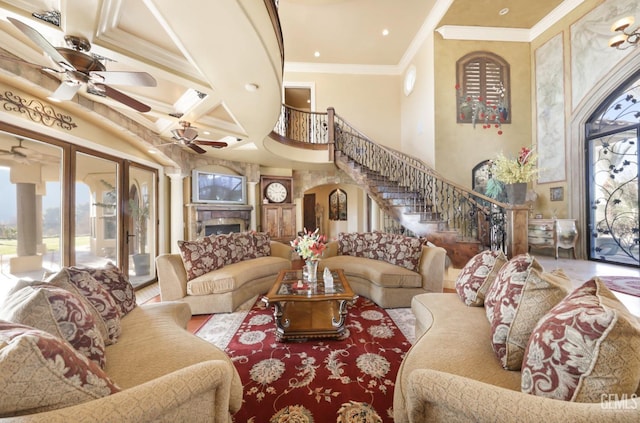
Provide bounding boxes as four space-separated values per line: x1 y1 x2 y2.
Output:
222 296 410 422
599 276 640 297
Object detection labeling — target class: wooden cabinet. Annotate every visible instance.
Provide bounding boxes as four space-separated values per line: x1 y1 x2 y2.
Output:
528 218 578 259
262 204 296 243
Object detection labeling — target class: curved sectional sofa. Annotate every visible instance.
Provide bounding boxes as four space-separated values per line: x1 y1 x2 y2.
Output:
320 232 447 308
156 232 292 314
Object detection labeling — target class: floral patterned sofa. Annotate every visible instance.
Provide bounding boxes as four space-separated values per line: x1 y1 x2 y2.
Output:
0 263 242 422
319 232 446 308
394 251 640 422
156 231 292 314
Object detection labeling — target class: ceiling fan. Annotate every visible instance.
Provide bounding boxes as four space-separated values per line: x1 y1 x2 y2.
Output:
0 17 156 112
170 121 228 154
0 139 57 164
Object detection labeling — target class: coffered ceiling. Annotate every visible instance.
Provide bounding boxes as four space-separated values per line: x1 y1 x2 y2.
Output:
0 0 579 168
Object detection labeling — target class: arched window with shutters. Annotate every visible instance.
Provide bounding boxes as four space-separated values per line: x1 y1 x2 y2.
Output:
456 51 511 126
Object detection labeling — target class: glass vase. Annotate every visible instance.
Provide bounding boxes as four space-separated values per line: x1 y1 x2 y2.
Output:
305 259 318 283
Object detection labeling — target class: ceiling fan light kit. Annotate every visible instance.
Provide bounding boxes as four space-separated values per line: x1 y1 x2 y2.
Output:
3 17 157 112
169 121 228 154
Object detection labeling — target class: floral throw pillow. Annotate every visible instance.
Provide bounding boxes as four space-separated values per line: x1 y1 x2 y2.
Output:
178 236 221 280
385 234 423 272
46 268 121 346
0 321 119 417
0 284 106 368
522 278 640 402
79 263 137 316
485 253 536 323
455 250 507 306
489 266 572 370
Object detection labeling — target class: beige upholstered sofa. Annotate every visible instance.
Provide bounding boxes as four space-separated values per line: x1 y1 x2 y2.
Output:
319 232 446 308
0 266 242 422
394 252 640 422
156 232 292 314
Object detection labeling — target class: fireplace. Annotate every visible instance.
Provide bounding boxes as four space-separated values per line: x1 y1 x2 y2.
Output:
186 204 252 240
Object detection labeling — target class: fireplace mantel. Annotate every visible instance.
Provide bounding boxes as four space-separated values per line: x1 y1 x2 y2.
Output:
186 203 253 240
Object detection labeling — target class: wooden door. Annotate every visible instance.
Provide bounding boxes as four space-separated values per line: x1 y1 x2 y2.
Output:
303 193 316 232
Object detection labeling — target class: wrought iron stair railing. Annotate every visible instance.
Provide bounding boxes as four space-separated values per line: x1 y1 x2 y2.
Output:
273 104 528 257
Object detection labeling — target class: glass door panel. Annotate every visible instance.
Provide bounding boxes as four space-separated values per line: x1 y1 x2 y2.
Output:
75 153 119 268
0 134 63 282
587 129 639 266
128 166 156 287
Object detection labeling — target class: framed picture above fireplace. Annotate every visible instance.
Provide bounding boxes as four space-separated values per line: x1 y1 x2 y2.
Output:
192 170 247 204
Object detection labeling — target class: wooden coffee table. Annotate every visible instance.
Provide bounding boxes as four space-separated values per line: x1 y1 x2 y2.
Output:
262 269 358 342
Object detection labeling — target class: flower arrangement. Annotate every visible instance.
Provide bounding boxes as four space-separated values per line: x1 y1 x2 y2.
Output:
490 146 538 184
456 82 509 134
290 228 326 261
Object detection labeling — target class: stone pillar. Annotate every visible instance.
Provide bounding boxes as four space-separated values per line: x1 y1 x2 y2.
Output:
247 181 258 231
10 182 43 273
166 169 188 254
370 197 380 232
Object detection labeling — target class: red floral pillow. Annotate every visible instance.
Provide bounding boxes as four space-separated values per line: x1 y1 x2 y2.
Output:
0 284 106 368
385 234 423 272
362 232 390 261
79 262 137 316
522 278 640 402
178 236 221 280
47 268 121 345
0 321 119 417
489 266 572 370
253 232 272 258
485 254 536 323
210 233 243 265
455 250 507 306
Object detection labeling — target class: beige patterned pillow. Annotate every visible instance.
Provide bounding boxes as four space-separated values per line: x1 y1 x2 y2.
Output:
0 321 119 417
455 250 507 306
489 265 572 370
0 284 106 368
522 278 640 402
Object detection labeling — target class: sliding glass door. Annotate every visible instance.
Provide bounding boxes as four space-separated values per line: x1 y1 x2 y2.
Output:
0 125 158 288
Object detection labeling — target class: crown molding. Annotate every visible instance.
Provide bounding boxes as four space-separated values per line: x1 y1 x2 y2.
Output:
436 0 584 43
284 62 401 76
435 25 531 42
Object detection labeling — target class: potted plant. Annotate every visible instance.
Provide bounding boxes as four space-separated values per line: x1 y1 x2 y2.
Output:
487 146 538 204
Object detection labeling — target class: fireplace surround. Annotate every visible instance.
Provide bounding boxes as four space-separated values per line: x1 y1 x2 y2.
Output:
186 204 252 240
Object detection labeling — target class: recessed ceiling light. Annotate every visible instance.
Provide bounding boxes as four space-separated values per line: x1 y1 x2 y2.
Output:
499 8 509 16
203 130 210 135
244 83 259 92
382 29 389 36
148 149 158 154
314 51 320 57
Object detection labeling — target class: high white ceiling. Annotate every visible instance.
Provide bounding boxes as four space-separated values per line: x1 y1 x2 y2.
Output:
0 0 578 168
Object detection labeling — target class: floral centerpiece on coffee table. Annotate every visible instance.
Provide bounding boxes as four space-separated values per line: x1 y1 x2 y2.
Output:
291 228 326 261
291 228 326 282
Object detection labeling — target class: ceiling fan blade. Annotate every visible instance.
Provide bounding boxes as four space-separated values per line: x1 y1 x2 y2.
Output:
51 81 81 101
194 140 228 149
187 143 207 154
95 83 151 112
90 71 157 87
7 17 74 70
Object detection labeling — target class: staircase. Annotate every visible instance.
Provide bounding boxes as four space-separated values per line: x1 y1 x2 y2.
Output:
272 105 529 266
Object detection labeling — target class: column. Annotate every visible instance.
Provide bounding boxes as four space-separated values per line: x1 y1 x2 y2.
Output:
247 181 258 231
166 169 188 254
10 182 43 273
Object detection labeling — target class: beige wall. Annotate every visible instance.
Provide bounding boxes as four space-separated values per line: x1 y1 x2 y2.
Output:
401 34 437 167
432 39 532 188
283 72 402 149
